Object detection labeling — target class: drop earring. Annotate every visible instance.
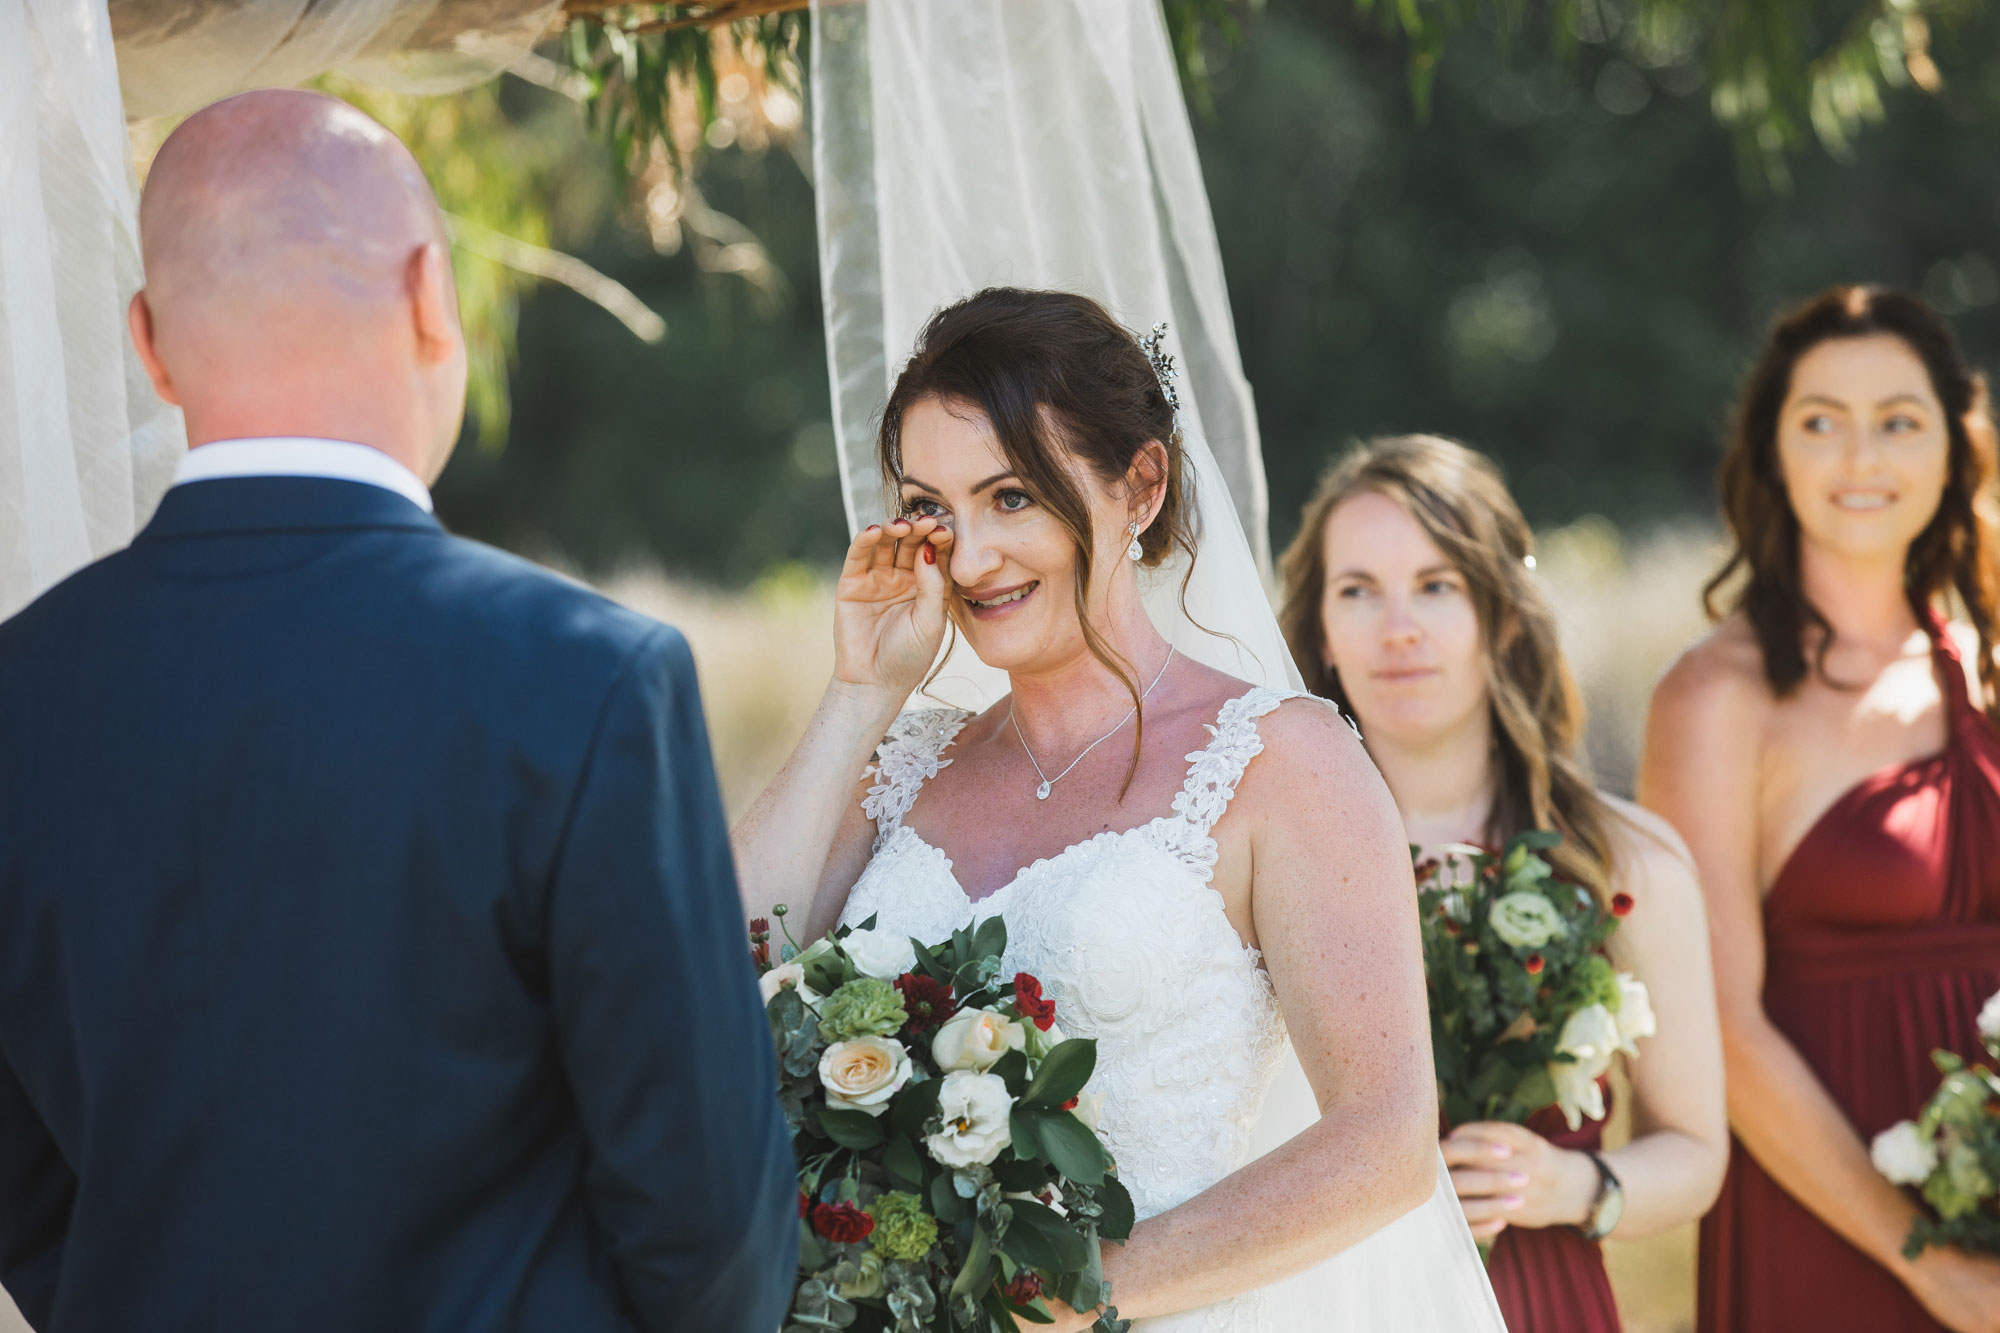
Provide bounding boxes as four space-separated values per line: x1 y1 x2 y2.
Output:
1126 521 1144 562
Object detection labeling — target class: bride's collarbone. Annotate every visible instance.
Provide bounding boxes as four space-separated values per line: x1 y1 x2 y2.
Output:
899 708 1263 936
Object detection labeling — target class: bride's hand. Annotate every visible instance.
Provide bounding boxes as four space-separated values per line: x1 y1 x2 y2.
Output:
833 516 954 699
1035 1295 1101 1333
1442 1120 1601 1242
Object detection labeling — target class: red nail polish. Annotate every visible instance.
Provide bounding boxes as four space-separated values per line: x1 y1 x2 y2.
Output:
922 545 936 565
865 524 880 533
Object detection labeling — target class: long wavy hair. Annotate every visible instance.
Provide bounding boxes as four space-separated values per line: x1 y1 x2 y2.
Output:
1704 286 2000 721
1278 435 1617 897
877 287 1197 791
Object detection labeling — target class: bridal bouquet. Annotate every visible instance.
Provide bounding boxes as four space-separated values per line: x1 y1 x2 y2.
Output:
1416 832 1655 1131
750 909 1134 1333
1870 989 2000 1258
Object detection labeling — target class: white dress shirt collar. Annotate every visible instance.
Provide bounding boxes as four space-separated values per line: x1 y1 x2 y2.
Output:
172 438 434 514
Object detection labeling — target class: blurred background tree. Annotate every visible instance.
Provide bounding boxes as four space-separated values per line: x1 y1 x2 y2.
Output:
398 0 1999 583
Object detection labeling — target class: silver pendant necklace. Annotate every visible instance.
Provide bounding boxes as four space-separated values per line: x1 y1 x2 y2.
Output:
1009 648 1177 801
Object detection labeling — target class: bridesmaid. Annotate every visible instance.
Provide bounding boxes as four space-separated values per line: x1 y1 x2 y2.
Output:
1642 287 2000 1333
1279 434 1729 1332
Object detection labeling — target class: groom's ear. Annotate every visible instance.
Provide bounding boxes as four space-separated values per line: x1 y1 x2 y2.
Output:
406 241 462 366
127 292 182 407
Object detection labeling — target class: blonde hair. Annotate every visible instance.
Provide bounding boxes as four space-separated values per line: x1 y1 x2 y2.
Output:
1278 435 1617 898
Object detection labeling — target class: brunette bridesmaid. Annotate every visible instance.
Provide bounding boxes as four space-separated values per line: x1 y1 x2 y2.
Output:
1281 434 1729 1332
1642 286 2000 1333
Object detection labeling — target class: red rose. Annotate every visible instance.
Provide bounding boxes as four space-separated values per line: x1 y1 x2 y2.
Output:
895 973 957 1037
1060 1096 1079 1111
1611 893 1635 917
1004 1272 1044 1306
810 1201 875 1245
1524 954 1545 976
1012 972 1058 1031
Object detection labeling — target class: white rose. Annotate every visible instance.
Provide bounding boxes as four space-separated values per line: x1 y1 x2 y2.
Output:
1612 974 1656 1058
840 927 917 981
925 1070 1014 1167
759 962 822 1008
932 1007 1027 1072
1977 988 2000 1051
1871 1120 1938 1187
818 1036 913 1117
1489 891 1566 950
1549 1004 1619 1130
1069 1089 1105 1133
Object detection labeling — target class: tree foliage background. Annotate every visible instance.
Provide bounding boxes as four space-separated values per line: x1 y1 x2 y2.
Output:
423 0 2000 584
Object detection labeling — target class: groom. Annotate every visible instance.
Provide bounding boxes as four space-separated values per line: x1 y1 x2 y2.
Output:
0 92 794 1331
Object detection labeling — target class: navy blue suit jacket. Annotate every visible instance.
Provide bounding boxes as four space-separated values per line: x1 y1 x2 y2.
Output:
0 477 796 1332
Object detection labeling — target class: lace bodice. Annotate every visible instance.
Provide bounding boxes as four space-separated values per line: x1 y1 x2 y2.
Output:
841 684 1509 1333
842 688 1306 1328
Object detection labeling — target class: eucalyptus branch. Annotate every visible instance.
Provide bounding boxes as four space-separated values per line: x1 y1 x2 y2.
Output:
447 213 668 344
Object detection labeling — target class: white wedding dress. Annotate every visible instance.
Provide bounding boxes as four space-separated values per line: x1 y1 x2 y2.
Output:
840 688 1508 1332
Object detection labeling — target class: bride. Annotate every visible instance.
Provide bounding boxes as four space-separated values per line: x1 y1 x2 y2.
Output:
735 287 1504 1330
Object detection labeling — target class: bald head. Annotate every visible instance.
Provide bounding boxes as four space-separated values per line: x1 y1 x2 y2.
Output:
143 89 446 319
131 89 468 481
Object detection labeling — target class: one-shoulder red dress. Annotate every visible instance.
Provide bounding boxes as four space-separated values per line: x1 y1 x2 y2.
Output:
1697 617 2000 1331
1484 1088 1623 1331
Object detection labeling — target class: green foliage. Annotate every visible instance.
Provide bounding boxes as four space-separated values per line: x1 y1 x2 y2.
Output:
1417 832 1627 1127
868 1192 940 1262
1894 1045 2000 1258
1335 0 1963 181
819 977 911 1042
560 9 804 179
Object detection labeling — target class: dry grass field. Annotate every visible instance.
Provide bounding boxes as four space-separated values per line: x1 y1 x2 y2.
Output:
594 516 1728 1332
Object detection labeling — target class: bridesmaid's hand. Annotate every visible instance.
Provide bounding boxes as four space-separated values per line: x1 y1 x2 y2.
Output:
832 517 953 702
1906 1245 2000 1333
1442 1121 1602 1242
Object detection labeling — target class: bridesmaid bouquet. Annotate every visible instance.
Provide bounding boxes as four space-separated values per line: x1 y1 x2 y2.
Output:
1870 989 2000 1258
750 908 1135 1333
1415 832 1655 1131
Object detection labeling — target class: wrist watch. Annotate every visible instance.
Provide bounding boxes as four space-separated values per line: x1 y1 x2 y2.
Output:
1577 1150 1625 1242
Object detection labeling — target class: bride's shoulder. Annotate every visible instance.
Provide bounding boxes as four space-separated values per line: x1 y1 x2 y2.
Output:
1219 684 1377 802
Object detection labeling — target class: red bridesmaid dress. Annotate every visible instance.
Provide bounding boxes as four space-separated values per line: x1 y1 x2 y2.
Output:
1698 616 2000 1331
1484 1089 1623 1331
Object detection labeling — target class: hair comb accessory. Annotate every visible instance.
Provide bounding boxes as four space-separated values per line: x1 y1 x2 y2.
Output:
1139 321 1182 425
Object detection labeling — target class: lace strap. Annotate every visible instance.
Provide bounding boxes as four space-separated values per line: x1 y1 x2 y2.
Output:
862 708 969 844
1168 686 1317 843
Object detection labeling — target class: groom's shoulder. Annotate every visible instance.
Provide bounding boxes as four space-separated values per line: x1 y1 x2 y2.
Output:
401 533 687 684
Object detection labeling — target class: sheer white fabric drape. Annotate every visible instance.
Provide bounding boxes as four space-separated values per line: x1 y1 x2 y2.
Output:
807 5 1505 1326
810 0 1292 709
108 0 565 120
0 0 182 623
